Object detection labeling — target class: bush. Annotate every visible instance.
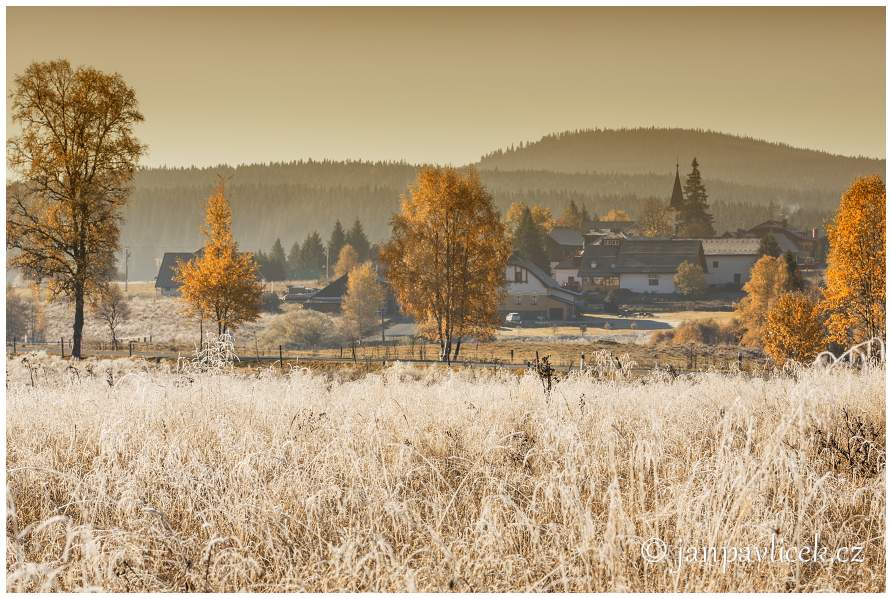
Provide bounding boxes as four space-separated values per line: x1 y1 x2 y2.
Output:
261 307 341 348
260 292 282 314
650 318 742 346
673 261 706 296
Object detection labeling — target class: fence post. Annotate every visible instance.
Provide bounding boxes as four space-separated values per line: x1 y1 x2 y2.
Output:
12 337 16 355
61 337 65 359
510 348 514 362
580 352 585 370
279 345 283 369
129 340 133 357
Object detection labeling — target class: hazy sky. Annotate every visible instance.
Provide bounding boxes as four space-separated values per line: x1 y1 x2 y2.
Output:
6 7 886 167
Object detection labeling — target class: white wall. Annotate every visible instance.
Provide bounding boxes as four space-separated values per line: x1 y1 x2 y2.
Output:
705 254 758 286
620 273 675 294
504 265 548 295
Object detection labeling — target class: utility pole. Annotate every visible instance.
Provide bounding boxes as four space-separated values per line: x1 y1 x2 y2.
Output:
123 247 131 292
380 308 386 344
325 245 330 282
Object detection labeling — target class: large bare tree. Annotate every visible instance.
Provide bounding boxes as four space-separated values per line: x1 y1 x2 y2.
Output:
7 59 144 358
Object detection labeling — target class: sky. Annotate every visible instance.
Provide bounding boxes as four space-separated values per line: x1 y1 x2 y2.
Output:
6 6 886 167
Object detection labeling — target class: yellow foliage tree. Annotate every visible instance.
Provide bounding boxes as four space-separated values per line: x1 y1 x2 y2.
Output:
381 167 512 362
602 209 631 222
7 60 145 358
638 198 674 237
673 261 706 296
342 262 386 340
821 175 885 345
735 255 791 347
175 184 263 336
763 292 826 365
333 244 359 278
505 202 554 236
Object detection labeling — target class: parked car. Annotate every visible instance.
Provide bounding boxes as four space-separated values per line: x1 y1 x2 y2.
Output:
505 312 523 326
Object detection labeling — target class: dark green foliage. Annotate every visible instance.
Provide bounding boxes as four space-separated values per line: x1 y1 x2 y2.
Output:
297 231 326 279
759 234 782 257
267 238 287 281
677 158 715 237
783 250 805 290
513 206 550 273
287 241 301 279
346 219 371 261
260 291 282 314
328 220 347 261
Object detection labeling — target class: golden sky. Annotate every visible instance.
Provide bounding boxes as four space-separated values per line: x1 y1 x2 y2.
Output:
6 6 886 166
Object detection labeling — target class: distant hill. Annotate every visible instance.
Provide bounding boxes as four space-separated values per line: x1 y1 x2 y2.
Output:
113 128 883 280
478 128 884 191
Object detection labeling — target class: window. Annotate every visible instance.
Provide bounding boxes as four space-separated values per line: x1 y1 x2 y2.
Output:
530 296 538 305
514 266 527 283
515 296 522 305
712 260 719 268
733 273 742 286
648 274 659 286
605 239 620 246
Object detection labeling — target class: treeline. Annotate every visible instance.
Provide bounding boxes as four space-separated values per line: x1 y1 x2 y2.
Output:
479 127 884 192
122 159 840 279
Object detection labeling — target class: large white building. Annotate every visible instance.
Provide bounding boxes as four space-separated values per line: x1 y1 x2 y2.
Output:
698 238 761 288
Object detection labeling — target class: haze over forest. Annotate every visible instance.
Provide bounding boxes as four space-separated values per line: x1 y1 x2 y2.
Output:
122 128 884 279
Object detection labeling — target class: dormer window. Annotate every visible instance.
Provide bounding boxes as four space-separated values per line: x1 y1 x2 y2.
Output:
605 239 620 247
513 266 527 283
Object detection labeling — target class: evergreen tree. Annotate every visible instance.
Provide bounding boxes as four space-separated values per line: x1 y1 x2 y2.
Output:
298 231 326 279
287 240 302 279
758 234 782 257
328 220 346 261
556 200 583 231
268 238 287 281
783 251 805 291
254 250 271 281
513 206 550 273
678 158 715 237
346 219 371 261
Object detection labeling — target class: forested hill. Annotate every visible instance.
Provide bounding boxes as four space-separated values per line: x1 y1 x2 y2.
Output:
478 128 884 191
121 128 884 280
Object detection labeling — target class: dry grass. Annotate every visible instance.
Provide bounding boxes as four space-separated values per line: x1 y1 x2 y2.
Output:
6 352 884 592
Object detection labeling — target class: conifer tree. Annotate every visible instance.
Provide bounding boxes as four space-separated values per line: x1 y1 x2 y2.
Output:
298 231 326 279
346 219 371 261
328 220 347 262
678 158 715 237
268 238 287 281
287 240 302 279
758 234 782 257
513 206 550 273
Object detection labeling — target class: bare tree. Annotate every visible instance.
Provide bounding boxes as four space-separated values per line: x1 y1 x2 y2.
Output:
7 59 145 358
90 285 131 350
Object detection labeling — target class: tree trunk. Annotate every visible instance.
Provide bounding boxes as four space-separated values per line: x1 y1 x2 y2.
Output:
452 337 462 362
440 336 452 363
72 287 85 359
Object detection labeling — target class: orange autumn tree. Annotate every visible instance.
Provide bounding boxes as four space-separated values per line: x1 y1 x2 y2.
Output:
763 292 826 365
381 167 511 362
821 175 885 345
175 184 262 336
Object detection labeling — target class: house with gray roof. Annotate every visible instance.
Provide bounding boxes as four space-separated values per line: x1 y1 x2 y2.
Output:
501 254 581 320
577 238 706 294
696 238 761 288
155 250 203 296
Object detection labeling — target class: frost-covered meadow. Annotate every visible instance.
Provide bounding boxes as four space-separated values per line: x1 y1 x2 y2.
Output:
6 353 885 592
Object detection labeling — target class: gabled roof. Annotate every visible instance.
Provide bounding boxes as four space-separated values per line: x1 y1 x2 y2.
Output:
579 239 705 276
155 250 202 288
508 253 580 296
547 227 584 247
698 238 761 256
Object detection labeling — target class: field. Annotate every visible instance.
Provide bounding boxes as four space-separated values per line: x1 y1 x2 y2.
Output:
6 352 885 592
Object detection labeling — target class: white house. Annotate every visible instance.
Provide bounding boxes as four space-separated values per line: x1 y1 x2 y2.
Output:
501 254 580 320
578 239 707 294
698 238 761 287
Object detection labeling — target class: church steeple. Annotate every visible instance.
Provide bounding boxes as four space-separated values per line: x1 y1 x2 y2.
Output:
669 161 684 210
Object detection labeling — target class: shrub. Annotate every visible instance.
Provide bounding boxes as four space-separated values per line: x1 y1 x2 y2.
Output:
673 261 706 296
260 292 282 314
261 307 341 348
650 318 742 346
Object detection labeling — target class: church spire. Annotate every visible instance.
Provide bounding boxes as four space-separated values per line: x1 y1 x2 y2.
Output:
669 162 684 210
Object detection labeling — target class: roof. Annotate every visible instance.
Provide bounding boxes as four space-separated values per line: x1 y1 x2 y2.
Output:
508 253 580 296
579 239 705 276
697 238 761 256
547 227 584 247
155 251 200 288
748 220 810 241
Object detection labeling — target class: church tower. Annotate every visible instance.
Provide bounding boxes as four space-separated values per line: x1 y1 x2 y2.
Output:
669 161 685 211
